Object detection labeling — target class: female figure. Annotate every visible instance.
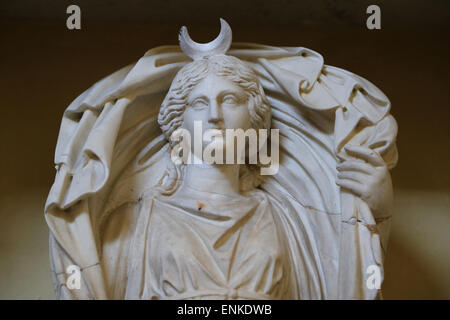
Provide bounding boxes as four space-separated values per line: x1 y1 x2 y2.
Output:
46 20 397 300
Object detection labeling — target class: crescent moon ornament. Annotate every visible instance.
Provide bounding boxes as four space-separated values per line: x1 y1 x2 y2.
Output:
179 18 232 60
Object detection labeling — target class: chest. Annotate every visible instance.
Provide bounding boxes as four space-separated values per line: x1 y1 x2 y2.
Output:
143 198 290 299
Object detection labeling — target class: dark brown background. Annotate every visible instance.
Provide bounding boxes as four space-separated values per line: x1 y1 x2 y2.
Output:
0 0 449 299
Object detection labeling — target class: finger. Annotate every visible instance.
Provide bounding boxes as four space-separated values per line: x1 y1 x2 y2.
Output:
336 178 365 196
337 171 368 183
337 160 374 174
344 145 384 166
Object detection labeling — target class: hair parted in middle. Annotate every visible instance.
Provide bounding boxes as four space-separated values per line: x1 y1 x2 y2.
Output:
157 54 272 193
158 54 271 144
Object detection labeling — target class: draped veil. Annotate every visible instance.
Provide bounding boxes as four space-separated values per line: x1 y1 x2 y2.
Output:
45 43 398 299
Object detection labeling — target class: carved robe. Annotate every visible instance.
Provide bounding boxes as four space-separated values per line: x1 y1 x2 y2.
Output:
46 44 398 299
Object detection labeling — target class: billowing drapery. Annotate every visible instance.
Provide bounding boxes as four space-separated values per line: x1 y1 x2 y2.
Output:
45 43 397 299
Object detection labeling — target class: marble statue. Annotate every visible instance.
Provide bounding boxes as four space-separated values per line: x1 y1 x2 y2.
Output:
45 19 398 299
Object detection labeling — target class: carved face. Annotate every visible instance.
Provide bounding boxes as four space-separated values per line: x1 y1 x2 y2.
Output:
181 74 251 160
158 55 271 165
183 74 251 132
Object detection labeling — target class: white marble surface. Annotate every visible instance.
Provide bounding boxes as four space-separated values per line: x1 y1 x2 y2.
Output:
45 20 398 299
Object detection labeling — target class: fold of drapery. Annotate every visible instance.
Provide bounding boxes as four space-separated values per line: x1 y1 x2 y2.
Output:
45 43 397 299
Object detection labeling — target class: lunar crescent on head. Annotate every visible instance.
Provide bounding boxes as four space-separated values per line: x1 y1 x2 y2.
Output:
178 18 232 60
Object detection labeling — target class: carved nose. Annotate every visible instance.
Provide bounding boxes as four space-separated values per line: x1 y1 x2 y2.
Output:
208 101 222 124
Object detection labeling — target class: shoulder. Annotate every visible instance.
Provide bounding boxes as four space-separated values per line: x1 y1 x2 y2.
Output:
101 146 171 217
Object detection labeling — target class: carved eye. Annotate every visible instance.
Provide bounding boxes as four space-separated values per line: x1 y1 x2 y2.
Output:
191 98 208 109
222 94 238 105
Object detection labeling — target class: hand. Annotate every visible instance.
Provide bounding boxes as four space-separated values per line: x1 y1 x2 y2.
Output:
336 145 393 216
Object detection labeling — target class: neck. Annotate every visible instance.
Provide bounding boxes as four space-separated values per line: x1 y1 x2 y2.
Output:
180 161 241 197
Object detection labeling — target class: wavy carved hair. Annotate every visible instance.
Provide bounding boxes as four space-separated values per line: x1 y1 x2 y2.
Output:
157 54 271 194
